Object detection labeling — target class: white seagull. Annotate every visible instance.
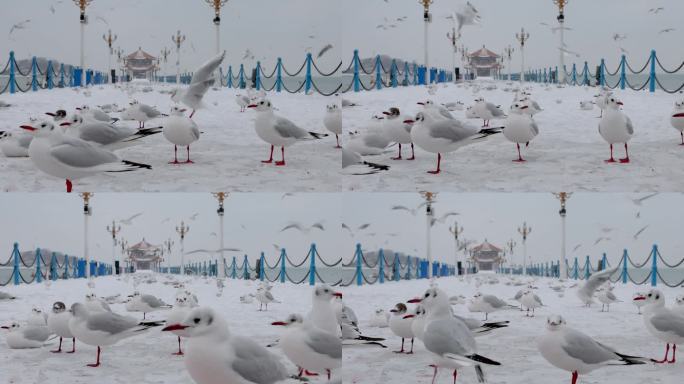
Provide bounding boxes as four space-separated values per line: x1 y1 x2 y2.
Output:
171 52 226 118
670 100 684 145
503 102 539 162
641 289 684 364
382 107 415 160
598 96 633 163
389 302 415 353
473 97 506 127
324 103 342 148
162 106 200 164
47 301 76 353
0 321 50 349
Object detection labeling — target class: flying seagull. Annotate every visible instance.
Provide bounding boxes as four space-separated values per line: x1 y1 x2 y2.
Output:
317 44 333 58
630 193 658 206
430 212 460 226
659 28 675 34
649 7 665 14
185 247 241 255
391 202 428 216
119 212 143 225
280 222 325 234
633 225 648 240
9 19 31 38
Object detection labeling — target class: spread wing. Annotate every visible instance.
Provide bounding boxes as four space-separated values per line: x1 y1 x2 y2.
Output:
190 52 225 85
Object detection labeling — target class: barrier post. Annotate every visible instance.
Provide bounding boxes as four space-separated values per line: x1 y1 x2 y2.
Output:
355 244 363 286
582 61 589 85
231 256 237 279
378 249 385 283
651 244 658 286
46 60 53 89
276 58 282 93
35 248 42 283
308 243 316 286
31 57 38 91
239 64 245 89
619 55 626 90
374 55 382 90
573 257 578 280
584 255 591 280
50 252 57 280
649 50 656 93
64 255 69 279
621 249 628 284
601 253 608 270
255 61 261 91
393 253 400 281
259 252 265 281
12 243 20 285
9 51 16 94
277 248 286 283
304 53 313 94
391 60 398 88
227 66 233 88
242 255 249 280
599 59 605 87
353 50 360 92
571 63 577 85
406 255 412 280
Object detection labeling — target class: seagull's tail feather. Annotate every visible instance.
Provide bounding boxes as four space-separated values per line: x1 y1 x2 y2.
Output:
354 334 385 342
341 339 387 348
466 354 502 366
474 365 486 383
106 160 153 173
120 127 163 144
471 128 503 141
308 131 329 139
133 320 166 333
612 352 647 365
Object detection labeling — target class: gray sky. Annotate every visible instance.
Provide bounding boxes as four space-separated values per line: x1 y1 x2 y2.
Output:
2 0 340 75
342 0 684 72
0 193 342 267
342 193 684 267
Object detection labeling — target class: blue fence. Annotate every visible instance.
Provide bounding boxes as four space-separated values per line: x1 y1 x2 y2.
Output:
499 50 684 94
0 243 113 286
496 244 684 287
0 51 109 95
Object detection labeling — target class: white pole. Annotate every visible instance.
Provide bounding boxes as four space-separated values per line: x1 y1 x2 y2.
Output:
180 237 185 275
176 45 181 85
84 211 89 278
215 23 220 83
424 19 429 86
522 239 527 276
520 45 525 85
508 57 512 81
560 211 567 279
426 205 433 278
219 214 225 278
559 18 565 83
111 237 116 267
80 21 85 86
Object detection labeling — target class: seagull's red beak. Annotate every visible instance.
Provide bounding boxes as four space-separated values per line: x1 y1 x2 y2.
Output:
389 309 397 313
180 108 187 113
20 125 36 131
333 292 343 298
417 102 425 105
403 119 414 124
402 314 415 319
271 321 287 326
247 104 257 108
520 105 529 110
75 107 82 111
0 326 9 329
407 298 422 303
617 101 624 105
382 111 391 116
633 296 645 301
45 112 56 116
59 122 71 126
162 323 189 332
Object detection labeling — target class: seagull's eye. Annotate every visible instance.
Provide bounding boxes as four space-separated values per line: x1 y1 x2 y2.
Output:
648 293 652 297
656 295 660 300
40 124 46 127
424 293 429 298
193 317 200 324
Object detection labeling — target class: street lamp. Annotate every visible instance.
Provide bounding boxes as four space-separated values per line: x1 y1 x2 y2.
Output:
419 0 434 86
446 15 460 82
553 192 572 279
79 192 94 278
119 238 128 272
102 29 117 83
114 47 124 82
163 239 174 273
212 192 228 278
503 45 515 81
420 191 437 278
73 0 93 86
160 47 170 84
105 220 121 271
554 0 568 84
506 239 516 274
176 221 190 275
459 45 469 78
171 30 186 84
449 222 464 274
516 28 530 84
518 222 532 275
204 0 228 81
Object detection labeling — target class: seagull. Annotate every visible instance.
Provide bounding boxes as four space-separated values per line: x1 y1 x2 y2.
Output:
317 44 334 58
670 101 684 144
598 97 633 163
659 28 675 34
0 130 32 157
189 213 199 220
184 247 242 255
235 94 250 112
342 148 390 175
572 244 582 252
307 285 342 335
23 120 151 193
85 292 112 313
170 52 225 118
520 290 543 317
649 7 665 14
576 268 618 306
324 104 342 148
47 301 76 353
538 314 646 384
119 212 143 225
272 313 342 379
280 221 325 234
641 289 684 363
0 291 16 300
341 223 372 236
473 97 506 127
161 106 200 164
504 102 539 162
9 19 31 38
165 295 195 355
256 285 278 311
559 47 581 58
631 193 658 206
382 107 415 160
633 225 649 240
388 303 415 353
455 1 481 33
468 292 513 320
391 202 427 216
431 212 460 226
125 292 172 319
0 322 50 349
632 292 647 314
597 288 620 312
249 99 327 166
612 33 627 41
162 307 289 384
68 303 164 367
120 101 162 128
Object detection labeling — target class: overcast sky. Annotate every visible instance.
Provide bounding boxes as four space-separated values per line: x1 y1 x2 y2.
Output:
2 0 340 75
342 0 684 72
342 193 684 268
0 193 342 267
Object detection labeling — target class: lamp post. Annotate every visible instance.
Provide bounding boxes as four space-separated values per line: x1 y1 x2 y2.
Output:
516 28 530 84
503 45 515 81
176 221 189 275
554 0 568 84
518 222 532 275
506 239 516 274
102 29 117 83
212 192 228 278
73 0 92 86
172 30 186 84
163 239 174 273
204 0 228 81
419 0 434 86
160 47 170 84
420 191 437 278
459 45 469 79
114 47 124 83
79 192 94 278
449 222 464 275
119 239 128 273
105 220 121 269
446 15 460 82
553 192 572 279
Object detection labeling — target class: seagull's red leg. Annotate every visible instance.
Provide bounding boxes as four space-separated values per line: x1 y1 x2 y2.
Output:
604 144 616 163
406 338 414 354
51 337 63 353
680 132 684 145
513 143 526 162
392 144 402 160
87 346 101 367
453 369 458 384
169 145 181 164
669 344 677 364
394 338 405 353
407 143 415 160
184 146 194 164
428 153 441 174
189 110 195 118
619 143 630 163
172 336 184 355
654 343 670 363
275 146 286 166
431 365 438 384
66 179 73 193
571 371 578 384
335 134 341 149
262 145 274 163
67 338 76 353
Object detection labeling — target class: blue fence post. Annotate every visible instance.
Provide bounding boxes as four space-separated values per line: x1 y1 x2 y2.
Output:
651 244 658 286
621 249 628 284
276 58 282 93
599 59 606 87
619 55 626 90
279 248 286 283
12 243 20 285
649 50 656 93
227 66 233 88
582 61 589 85
35 248 42 283
242 255 249 279
308 243 316 286
59 63 65 88
304 53 313 94
63 255 69 279
31 56 38 91
584 255 591 280
573 257 578 280
353 50 360 92
255 61 261 91
391 60 398 88
50 252 56 280
374 55 382 90
393 253 400 281
413 63 418 85
406 255 412 279
231 256 236 279
601 253 608 271
9 51 16 94
259 252 265 281
238 64 245 89
46 60 53 89
355 244 363 286
378 249 385 283
571 63 577 85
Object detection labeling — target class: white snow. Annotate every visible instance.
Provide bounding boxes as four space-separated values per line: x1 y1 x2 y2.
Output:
342 80 684 192
0 274 333 383
0 84 340 192
341 275 683 384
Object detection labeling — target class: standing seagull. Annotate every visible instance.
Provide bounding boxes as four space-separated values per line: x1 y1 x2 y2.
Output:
120 101 161 129
598 97 633 163
382 107 415 160
538 314 645 384
162 106 200 164
47 301 76 353
468 292 512 320
23 121 151 192
389 303 415 354
408 112 501 174
249 99 327 166
235 94 250 112
125 292 172 319
669 100 684 145
576 268 618 306
473 97 506 127
503 102 539 162
162 307 289 384
307 285 343 335
171 52 226 118
324 104 342 148
641 289 684 363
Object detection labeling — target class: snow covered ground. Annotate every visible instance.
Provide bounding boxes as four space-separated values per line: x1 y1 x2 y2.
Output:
0 274 333 383
342 80 684 192
0 84 340 192
341 275 683 384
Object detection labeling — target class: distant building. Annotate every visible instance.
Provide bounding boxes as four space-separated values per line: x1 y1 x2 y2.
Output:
467 46 501 78
124 47 158 79
469 239 504 271
126 239 162 271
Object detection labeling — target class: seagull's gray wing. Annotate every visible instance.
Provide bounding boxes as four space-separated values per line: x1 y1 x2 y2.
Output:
513 290 523 300
485 102 506 117
561 328 619 364
342 148 361 168
231 335 288 384
186 78 215 101
579 268 618 298
483 295 507 308
311 222 325 231
362 133 390 149
625 116 634 135
650 312 684 338
264 291 275 301
23 326 50 342
305 328 342 359
86 312 138 335
358 223 371 230
531 120 539 136
423 317 476 356
77 122 132 145
140 294 166 308
428 120 477 143
190 52 225 85
438 108 455 120
50 137 119 168
273 117 309 139
605 291 617 301
138 104 160 118
533 294 543 305
280 223 303 232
